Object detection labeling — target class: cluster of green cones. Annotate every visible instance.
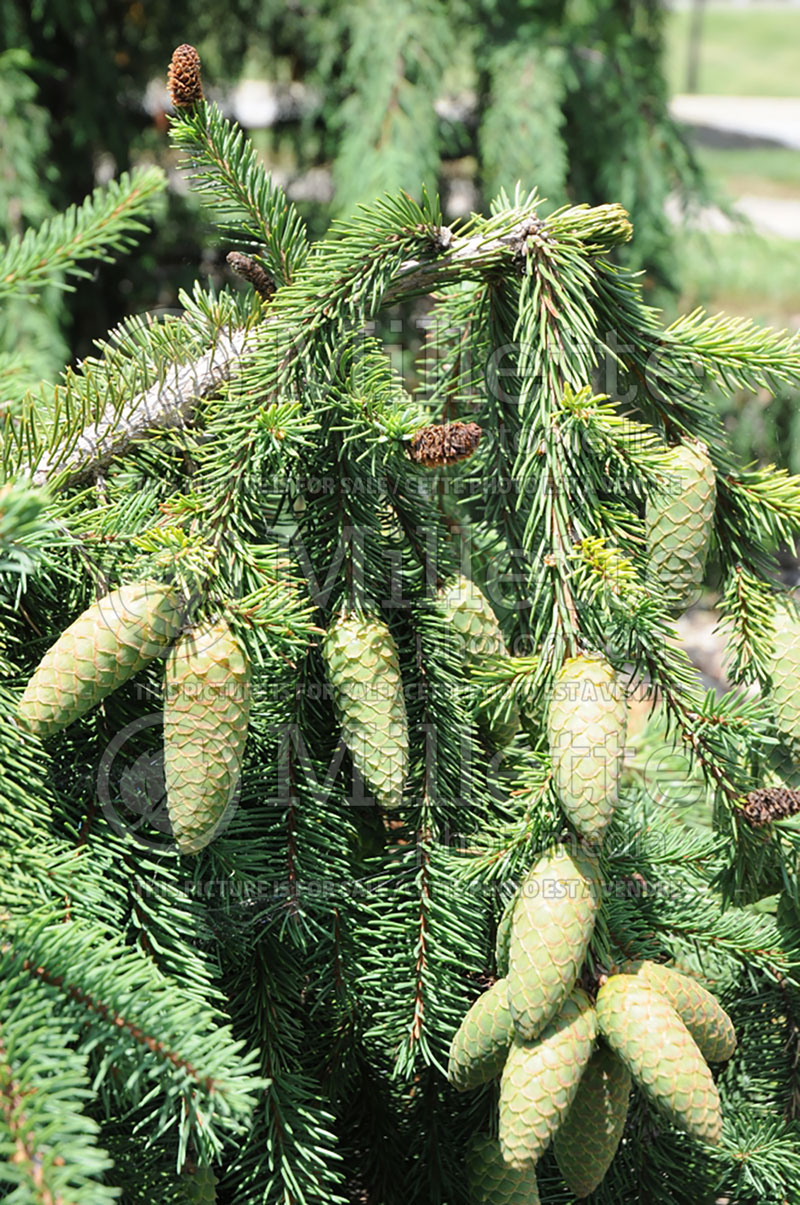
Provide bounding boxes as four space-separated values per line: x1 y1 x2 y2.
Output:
448 841 736 1201
17 580 251 854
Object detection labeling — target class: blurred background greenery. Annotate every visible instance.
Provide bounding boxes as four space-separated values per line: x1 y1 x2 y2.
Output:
1 0 798 467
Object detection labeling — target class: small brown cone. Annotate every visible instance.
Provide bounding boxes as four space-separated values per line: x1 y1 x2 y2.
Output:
168 44 204 107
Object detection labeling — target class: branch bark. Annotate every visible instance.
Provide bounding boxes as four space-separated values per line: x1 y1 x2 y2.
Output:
28 207 629 488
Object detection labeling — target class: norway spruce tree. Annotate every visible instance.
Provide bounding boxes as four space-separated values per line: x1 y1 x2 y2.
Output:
4 44 800 1205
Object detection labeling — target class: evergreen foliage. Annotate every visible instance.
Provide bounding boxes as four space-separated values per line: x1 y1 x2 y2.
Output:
3 50 800 1205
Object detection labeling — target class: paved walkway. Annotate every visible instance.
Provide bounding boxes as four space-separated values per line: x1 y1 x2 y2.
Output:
669 94 800 239
671 94 800 149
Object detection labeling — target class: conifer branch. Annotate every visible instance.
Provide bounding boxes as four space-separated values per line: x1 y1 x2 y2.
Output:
27 203 630 490
0 167 165 301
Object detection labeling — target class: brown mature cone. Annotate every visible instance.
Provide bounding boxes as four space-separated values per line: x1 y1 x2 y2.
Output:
168 44 204 107
226 252 276 300
408 421 481 468
743 786 800 827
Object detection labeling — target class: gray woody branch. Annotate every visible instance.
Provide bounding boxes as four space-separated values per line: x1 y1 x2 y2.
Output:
30 205 631 488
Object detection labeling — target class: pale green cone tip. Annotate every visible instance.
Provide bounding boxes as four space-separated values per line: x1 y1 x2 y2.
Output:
596 973 722 1145
645 440 716 614
467 1136 541 1204
448 977 514 1091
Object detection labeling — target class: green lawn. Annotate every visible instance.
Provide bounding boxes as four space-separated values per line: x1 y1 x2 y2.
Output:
665 7 800 97
676 229 800 324
696 146 800 200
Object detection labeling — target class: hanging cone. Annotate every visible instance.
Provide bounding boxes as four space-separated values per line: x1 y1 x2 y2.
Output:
164 618 251 854
499 989 597 1169
507 844 601 1040
322 613 409 809
625 961 736 1063
466 1136 540 1205
546 653 626 840
448 978 514 1092
438 575 506 661
596 974 722 1145
18 580 183 737
770 601 800 754
180 1164 217 1202
645 440 716 613
495 891 518 978
437 574 519 747
553 1044 631 1197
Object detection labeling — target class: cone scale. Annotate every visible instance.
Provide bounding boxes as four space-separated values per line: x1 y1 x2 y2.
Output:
164 618 251 854
18 580 183 737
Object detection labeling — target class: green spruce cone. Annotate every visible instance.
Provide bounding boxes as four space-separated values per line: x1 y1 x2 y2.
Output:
770 601 800 754
322 612 409 809
448 977 514 1091
164 618 251 854
625 961 736 1063
596 973 722 1145
466 1136 541 1205
437 574 520 747
499 989 597 1169
507 844 601 1040
553 1044 631 1197
546 653 626 840
18 580 183 736
645 440 716 613
180 1164 217 1202
438 574 506 661
495 891 518 978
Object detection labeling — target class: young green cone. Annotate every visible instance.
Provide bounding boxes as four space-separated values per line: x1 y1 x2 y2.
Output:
18 580 183 736
625 960 736 1063
770 601 800 754
466 1136 540 1205
495 891 518 978
437 574 520 747
596 974 722 1145
546 654 626 840
499 989 597 1169
164 618 251 854
448 977 514 1092
507 845 601 1040
553 1044 631 1197
180 1164 217 1202
322 613 409 809
645 440 716 613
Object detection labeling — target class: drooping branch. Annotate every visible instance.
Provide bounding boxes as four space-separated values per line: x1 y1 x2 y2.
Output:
28 205 632 490
30 326 251 488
